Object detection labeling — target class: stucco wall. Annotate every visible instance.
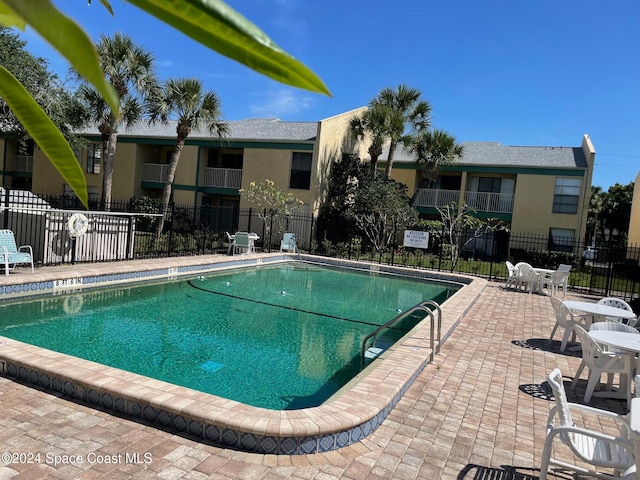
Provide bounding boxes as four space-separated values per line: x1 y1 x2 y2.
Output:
628 171 640 246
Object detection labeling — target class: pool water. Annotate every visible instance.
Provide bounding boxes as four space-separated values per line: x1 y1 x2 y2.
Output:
0 263 459 409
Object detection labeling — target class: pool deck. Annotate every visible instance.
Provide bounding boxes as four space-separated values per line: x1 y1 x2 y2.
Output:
0 255 629 479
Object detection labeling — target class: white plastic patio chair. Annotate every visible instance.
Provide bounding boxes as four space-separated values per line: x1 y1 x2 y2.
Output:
505 261 518 289
541 368 635 480
514 262 537 294
544 270 571 298
549 296 588 352
557 263 572 272
570 325 633 404
233 232 251 255
597 298 637 326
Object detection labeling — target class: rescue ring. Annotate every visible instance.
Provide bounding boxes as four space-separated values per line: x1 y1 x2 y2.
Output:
67 213 89 238
63 295 83 315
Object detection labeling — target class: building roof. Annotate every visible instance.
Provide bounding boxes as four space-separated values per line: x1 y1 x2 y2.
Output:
382 141 589 169
79 118 319 142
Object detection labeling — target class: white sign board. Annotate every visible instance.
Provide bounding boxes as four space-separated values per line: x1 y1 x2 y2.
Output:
403 230 429 249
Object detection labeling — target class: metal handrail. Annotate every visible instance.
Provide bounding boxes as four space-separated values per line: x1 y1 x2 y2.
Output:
361 300 441 367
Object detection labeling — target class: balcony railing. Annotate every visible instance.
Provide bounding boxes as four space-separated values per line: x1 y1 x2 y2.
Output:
142 164 242 189
142 163 169 183
412 189 460 208
413 188 514 213
13 155 33 172
464 191 514 213
203 168 242 189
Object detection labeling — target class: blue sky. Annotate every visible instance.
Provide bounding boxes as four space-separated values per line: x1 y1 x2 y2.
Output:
21 0 640 190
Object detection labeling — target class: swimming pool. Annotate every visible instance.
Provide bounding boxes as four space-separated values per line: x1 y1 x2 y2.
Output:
0 254 484 454
0 262 459 409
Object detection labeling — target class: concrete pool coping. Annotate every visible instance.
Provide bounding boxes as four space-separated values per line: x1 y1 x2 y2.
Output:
0 254 486 455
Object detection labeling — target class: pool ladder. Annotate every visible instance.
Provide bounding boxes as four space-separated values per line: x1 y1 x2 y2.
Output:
361 300 442 368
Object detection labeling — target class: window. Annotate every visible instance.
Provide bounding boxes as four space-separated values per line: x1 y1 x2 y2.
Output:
552 178 581 214
548 228 575 252
289 152 312 190
87 143 101 174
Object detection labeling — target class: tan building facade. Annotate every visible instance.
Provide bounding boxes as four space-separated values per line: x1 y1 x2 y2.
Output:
1 108 593 247
376 135 595 245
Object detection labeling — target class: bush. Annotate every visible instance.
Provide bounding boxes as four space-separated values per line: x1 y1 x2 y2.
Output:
509 248 578 269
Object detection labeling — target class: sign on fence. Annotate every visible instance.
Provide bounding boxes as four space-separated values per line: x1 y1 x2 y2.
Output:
403 230 429 249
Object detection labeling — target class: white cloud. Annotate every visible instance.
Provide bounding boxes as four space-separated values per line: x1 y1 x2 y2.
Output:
250 88 314 117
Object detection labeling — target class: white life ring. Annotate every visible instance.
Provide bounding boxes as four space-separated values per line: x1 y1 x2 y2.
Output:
63 295 83 315
67 213 89 238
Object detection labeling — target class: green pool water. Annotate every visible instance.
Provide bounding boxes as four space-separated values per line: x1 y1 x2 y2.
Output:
0 263 460 409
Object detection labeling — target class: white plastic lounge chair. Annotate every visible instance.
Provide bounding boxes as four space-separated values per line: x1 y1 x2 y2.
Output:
549 296 588 352
0 229 34 275
280 233 297 253
541 368 634 480
570 325 632 404
597 298 637 326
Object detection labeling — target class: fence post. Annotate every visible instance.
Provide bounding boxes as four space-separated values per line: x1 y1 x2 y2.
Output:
2 187 9 228
167 202 175 257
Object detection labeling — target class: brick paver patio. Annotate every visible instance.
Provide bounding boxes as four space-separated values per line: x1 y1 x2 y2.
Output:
0 261 629 479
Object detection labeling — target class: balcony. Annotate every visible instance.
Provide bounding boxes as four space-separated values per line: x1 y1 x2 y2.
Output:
13 155 33 172
142 163 168 183
142 164 242 190
203 167 242 189
412 189 460 208
464 191 514 213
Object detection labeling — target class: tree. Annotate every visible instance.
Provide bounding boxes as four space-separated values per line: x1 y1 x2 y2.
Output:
437 202 508 272
407 129 464 185
351 176 418 255
349 103 403 178
0 27 86 153
600 182 634 243
585 185 604 245
0 0 330 207
75 33 157 210
240 179 304 243
371 84 431 179
147 78 229 237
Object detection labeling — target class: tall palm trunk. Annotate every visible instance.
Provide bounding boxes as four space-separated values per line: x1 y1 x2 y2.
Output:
385 141 398 179
155 136 186 238
103 115 119 211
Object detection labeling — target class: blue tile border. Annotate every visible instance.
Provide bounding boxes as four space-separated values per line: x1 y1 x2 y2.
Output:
1 347 430 454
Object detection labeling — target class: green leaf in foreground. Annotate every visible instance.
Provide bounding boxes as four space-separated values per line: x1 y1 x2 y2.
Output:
0 66 88 208
3 0 120 115
130 0 331 96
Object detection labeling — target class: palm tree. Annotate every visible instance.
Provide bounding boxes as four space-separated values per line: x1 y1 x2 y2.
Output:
147 78 229 237
372 84 431 179
407 129 464 185
78 33 157 210
349 104 403 177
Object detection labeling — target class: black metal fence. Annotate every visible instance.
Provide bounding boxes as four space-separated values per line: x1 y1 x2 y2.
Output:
1 189 638 304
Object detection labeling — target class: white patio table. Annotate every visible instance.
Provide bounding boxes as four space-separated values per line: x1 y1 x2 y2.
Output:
588 330 640 408
227 233 260 255
564 301 637 325
532 267 555 293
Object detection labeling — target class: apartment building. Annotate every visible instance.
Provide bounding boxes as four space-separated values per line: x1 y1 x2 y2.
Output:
0 107 593 245
380 135 595 244
0 108 365 216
